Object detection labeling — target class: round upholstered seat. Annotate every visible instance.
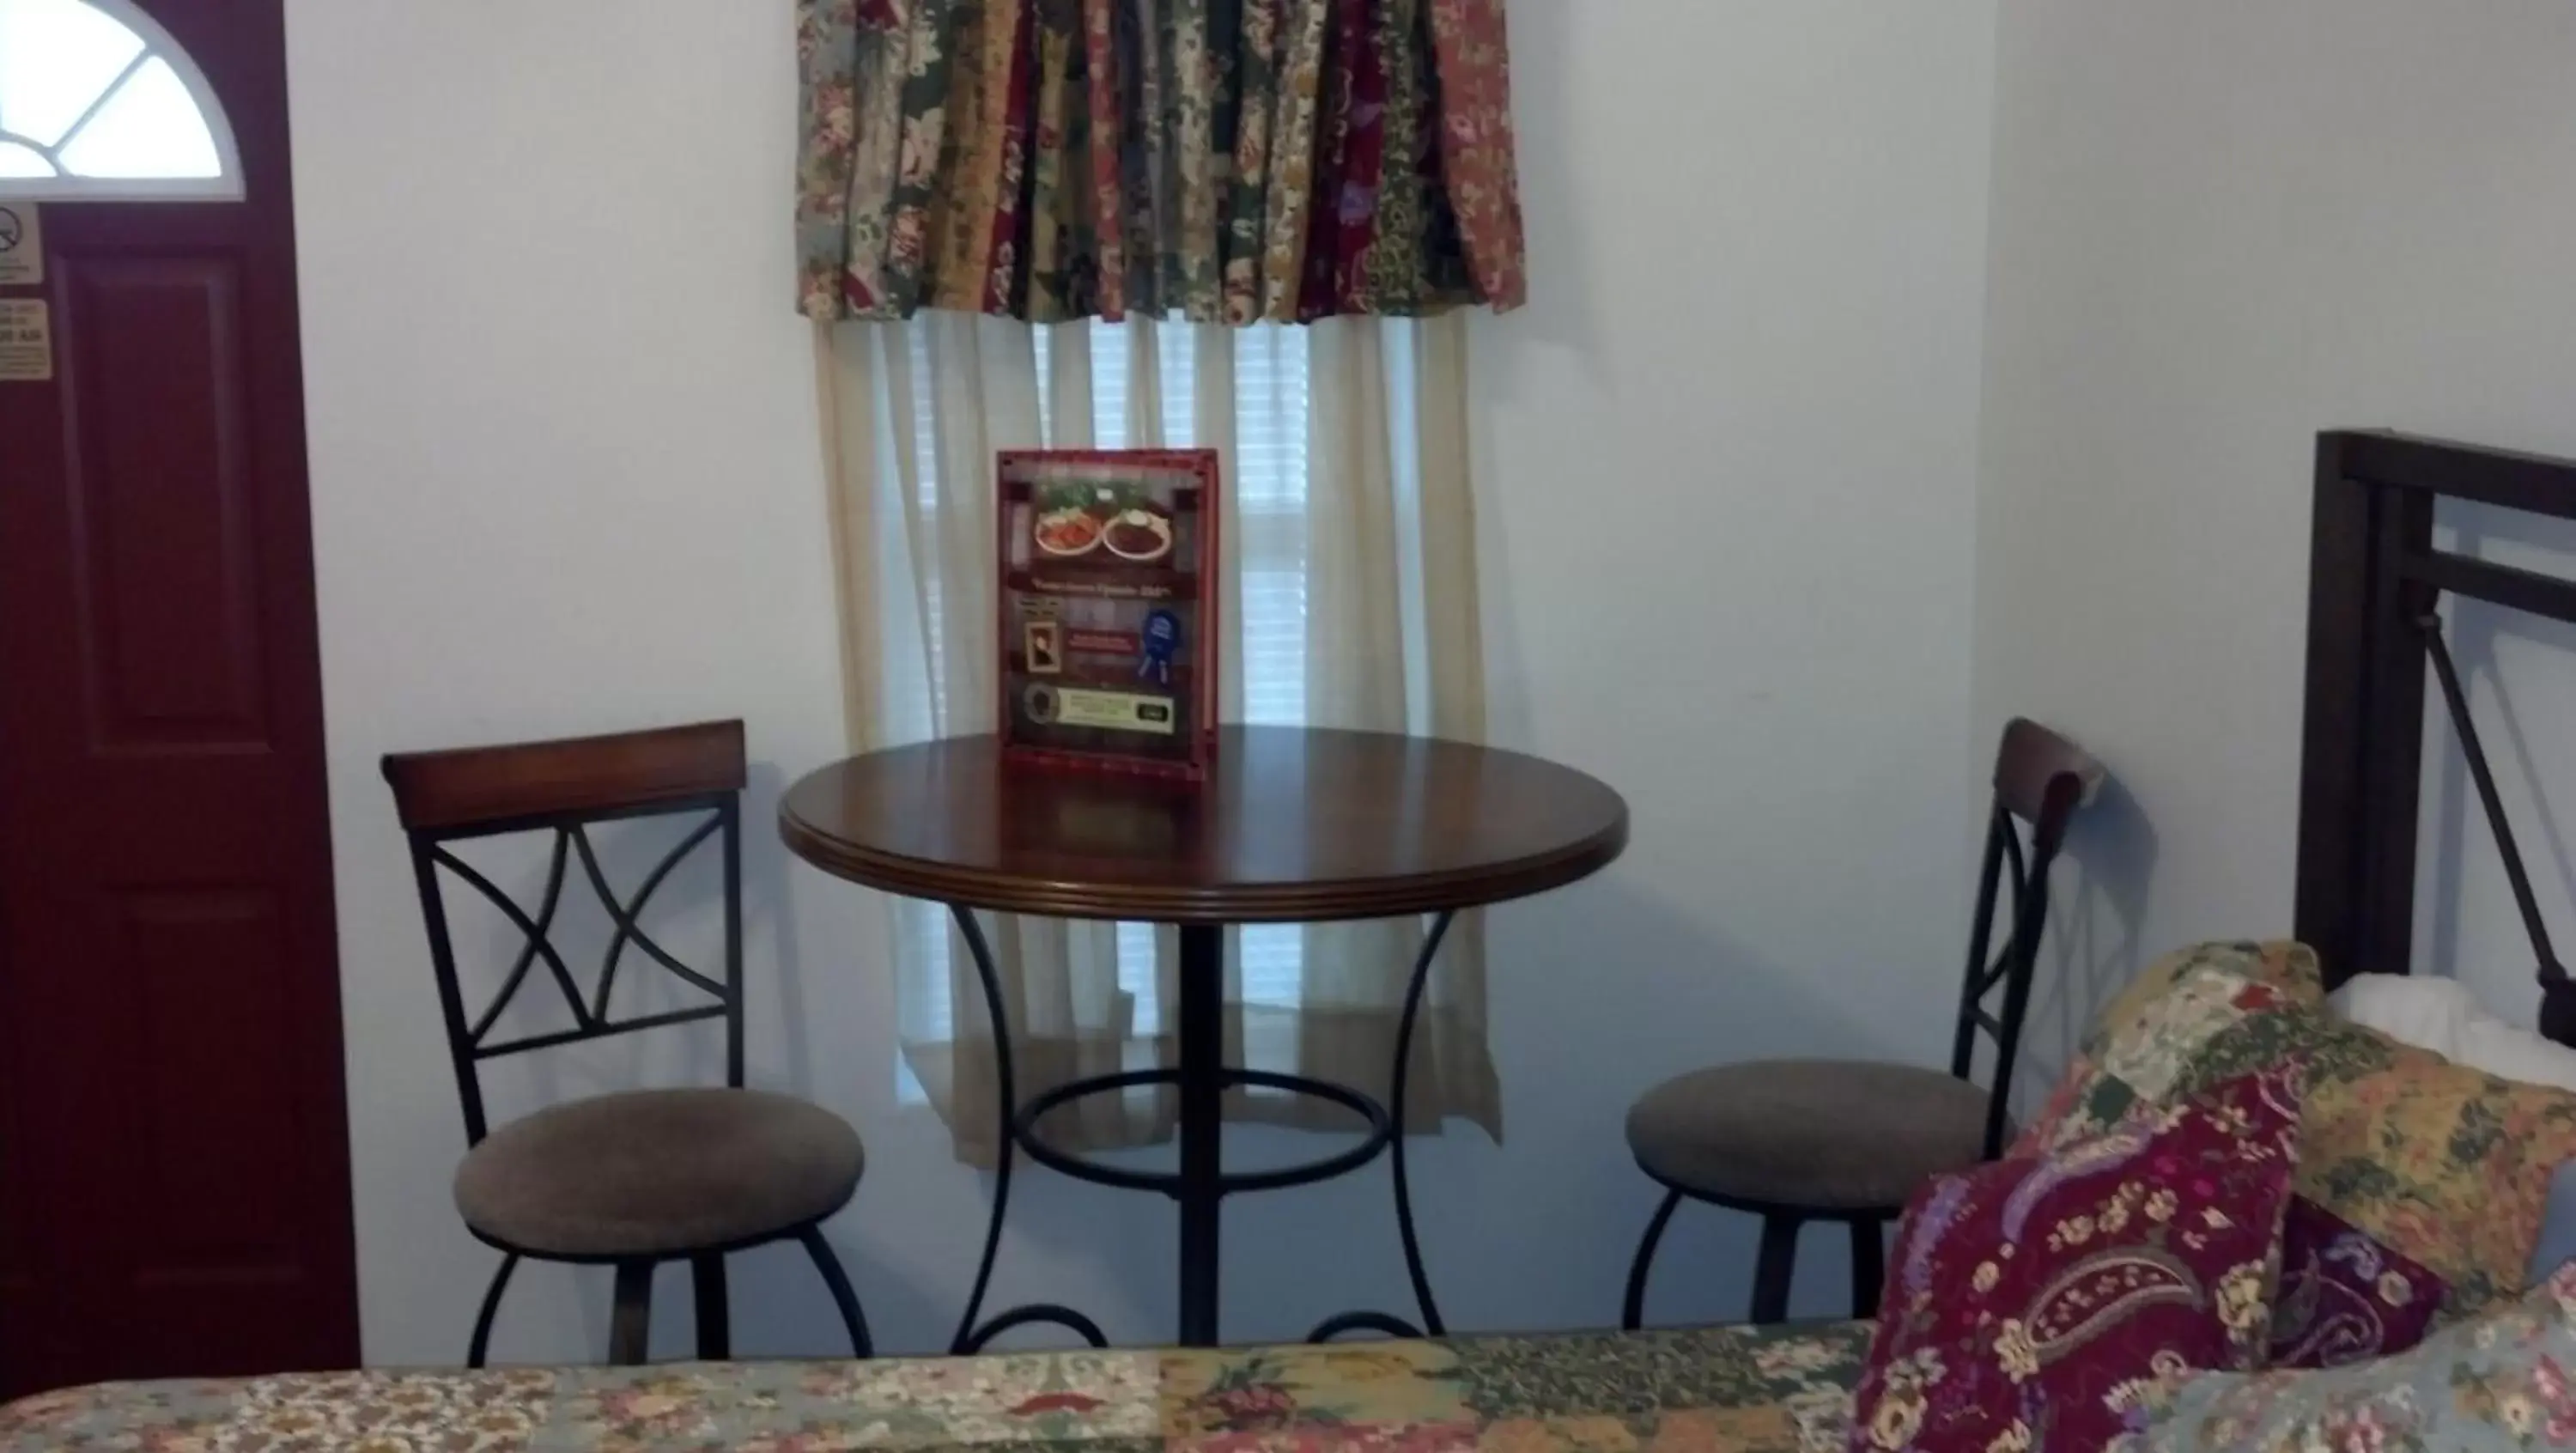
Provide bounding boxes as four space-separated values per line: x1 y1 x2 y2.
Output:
455 1087 865 1259
1625 1059 1991 1212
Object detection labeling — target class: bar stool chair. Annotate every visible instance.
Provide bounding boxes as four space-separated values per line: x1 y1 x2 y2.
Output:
1619 718 2103 1328
384 720 872 1365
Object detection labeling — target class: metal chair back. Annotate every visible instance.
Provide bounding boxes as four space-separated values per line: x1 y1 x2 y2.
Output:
382 720 748 1144
1948 717 2105 1158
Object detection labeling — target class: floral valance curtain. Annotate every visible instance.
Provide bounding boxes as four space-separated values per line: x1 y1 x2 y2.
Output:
796 0 1528 325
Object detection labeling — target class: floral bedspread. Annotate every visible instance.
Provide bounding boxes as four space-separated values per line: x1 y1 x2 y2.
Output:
0 1320 1869 1453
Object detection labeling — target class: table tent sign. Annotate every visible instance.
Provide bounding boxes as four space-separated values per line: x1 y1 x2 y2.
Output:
997 449 1221 781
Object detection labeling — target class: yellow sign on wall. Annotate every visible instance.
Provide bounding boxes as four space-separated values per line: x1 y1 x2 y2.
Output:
0 299 52 381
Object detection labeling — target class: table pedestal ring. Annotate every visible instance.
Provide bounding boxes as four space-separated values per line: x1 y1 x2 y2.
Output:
944 909 1457 1350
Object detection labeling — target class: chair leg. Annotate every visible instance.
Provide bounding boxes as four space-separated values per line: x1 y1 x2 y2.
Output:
799 1226 873 1358
1621 1189 1685 1331
1850 1218 1886 1319
1749 1215 1801 1324
466 1253 519 1369
691 1253 730 1361
609 1261 653 1365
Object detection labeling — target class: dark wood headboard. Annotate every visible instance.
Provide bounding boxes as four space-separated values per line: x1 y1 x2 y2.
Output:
2297 430 2576 1042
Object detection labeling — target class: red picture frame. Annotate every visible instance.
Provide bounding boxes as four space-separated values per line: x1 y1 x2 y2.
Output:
995 449 1221 781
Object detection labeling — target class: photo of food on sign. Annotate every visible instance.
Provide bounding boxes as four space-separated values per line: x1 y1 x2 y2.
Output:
998 450 1220 780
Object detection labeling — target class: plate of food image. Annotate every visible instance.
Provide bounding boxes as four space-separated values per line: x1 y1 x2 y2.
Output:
1103 507 1176 562
1034 505 1105 556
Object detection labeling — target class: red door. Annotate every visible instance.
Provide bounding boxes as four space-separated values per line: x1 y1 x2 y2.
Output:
0 0 358 1395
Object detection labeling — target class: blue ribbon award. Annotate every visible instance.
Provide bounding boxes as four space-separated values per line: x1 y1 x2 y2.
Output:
1139 609 1182 687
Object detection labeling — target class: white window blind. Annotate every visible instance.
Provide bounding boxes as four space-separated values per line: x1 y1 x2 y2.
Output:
897 320 1313 1095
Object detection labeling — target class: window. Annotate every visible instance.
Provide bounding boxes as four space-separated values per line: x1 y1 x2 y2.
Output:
894 319 1313 1096
0 0 240 198
1036 324 1312 1022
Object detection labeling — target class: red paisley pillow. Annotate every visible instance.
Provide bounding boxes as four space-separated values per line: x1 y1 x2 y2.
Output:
1847 1067 2302 1453
2267 1196 2445 1369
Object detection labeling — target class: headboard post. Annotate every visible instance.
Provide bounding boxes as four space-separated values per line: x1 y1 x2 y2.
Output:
2295 431 2434 989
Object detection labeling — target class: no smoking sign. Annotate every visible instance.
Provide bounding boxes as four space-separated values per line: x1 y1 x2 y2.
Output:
0 204 43 287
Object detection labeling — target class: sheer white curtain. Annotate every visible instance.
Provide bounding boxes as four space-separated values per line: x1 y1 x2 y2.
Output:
815 313 1498 1164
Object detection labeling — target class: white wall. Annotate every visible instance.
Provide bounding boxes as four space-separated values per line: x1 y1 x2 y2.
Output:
1973 1 2576 1055
287 0 1997 1363
1466 0 1996 1323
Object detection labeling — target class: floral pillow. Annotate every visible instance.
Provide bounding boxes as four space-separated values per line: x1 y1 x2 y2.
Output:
2287 1037 2576 1317
2018 943 2317 1155
1847 1067 2302 1453
2077 941 2327 1067
2268 1198 2445 1369
2031 939 2576 1320
2124 1259 2576 1451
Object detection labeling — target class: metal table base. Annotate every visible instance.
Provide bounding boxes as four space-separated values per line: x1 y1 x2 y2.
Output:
944 909 1456 1352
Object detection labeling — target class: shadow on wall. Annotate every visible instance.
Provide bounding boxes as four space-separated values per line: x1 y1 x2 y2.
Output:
2007 494 2576 1079
1511 877 1979 1328
2004 488 2576 1090
2011 774 2158 1114
1492 0 1595 361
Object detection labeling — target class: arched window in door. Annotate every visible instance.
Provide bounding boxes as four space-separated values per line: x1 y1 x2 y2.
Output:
0 0 240 198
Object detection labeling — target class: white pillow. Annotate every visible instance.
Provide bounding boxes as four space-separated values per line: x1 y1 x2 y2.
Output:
2325 973 2481 1061
2328 972 2576 1091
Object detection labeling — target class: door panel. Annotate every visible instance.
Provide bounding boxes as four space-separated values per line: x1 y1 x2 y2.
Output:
116 885 301 1264
0 0 357 1395
64 252 270 748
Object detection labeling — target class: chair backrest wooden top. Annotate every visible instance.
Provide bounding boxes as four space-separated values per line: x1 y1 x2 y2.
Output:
1991 716 2105 829
383 720 745 834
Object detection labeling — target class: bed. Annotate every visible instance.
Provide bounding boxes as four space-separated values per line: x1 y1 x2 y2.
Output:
0 1320 1872 1453
9 429 2572 1452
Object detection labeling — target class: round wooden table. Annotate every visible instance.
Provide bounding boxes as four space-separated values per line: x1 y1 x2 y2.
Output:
781 726 1627 1349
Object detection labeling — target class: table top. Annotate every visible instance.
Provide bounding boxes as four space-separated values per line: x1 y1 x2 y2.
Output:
778 727 1628 924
